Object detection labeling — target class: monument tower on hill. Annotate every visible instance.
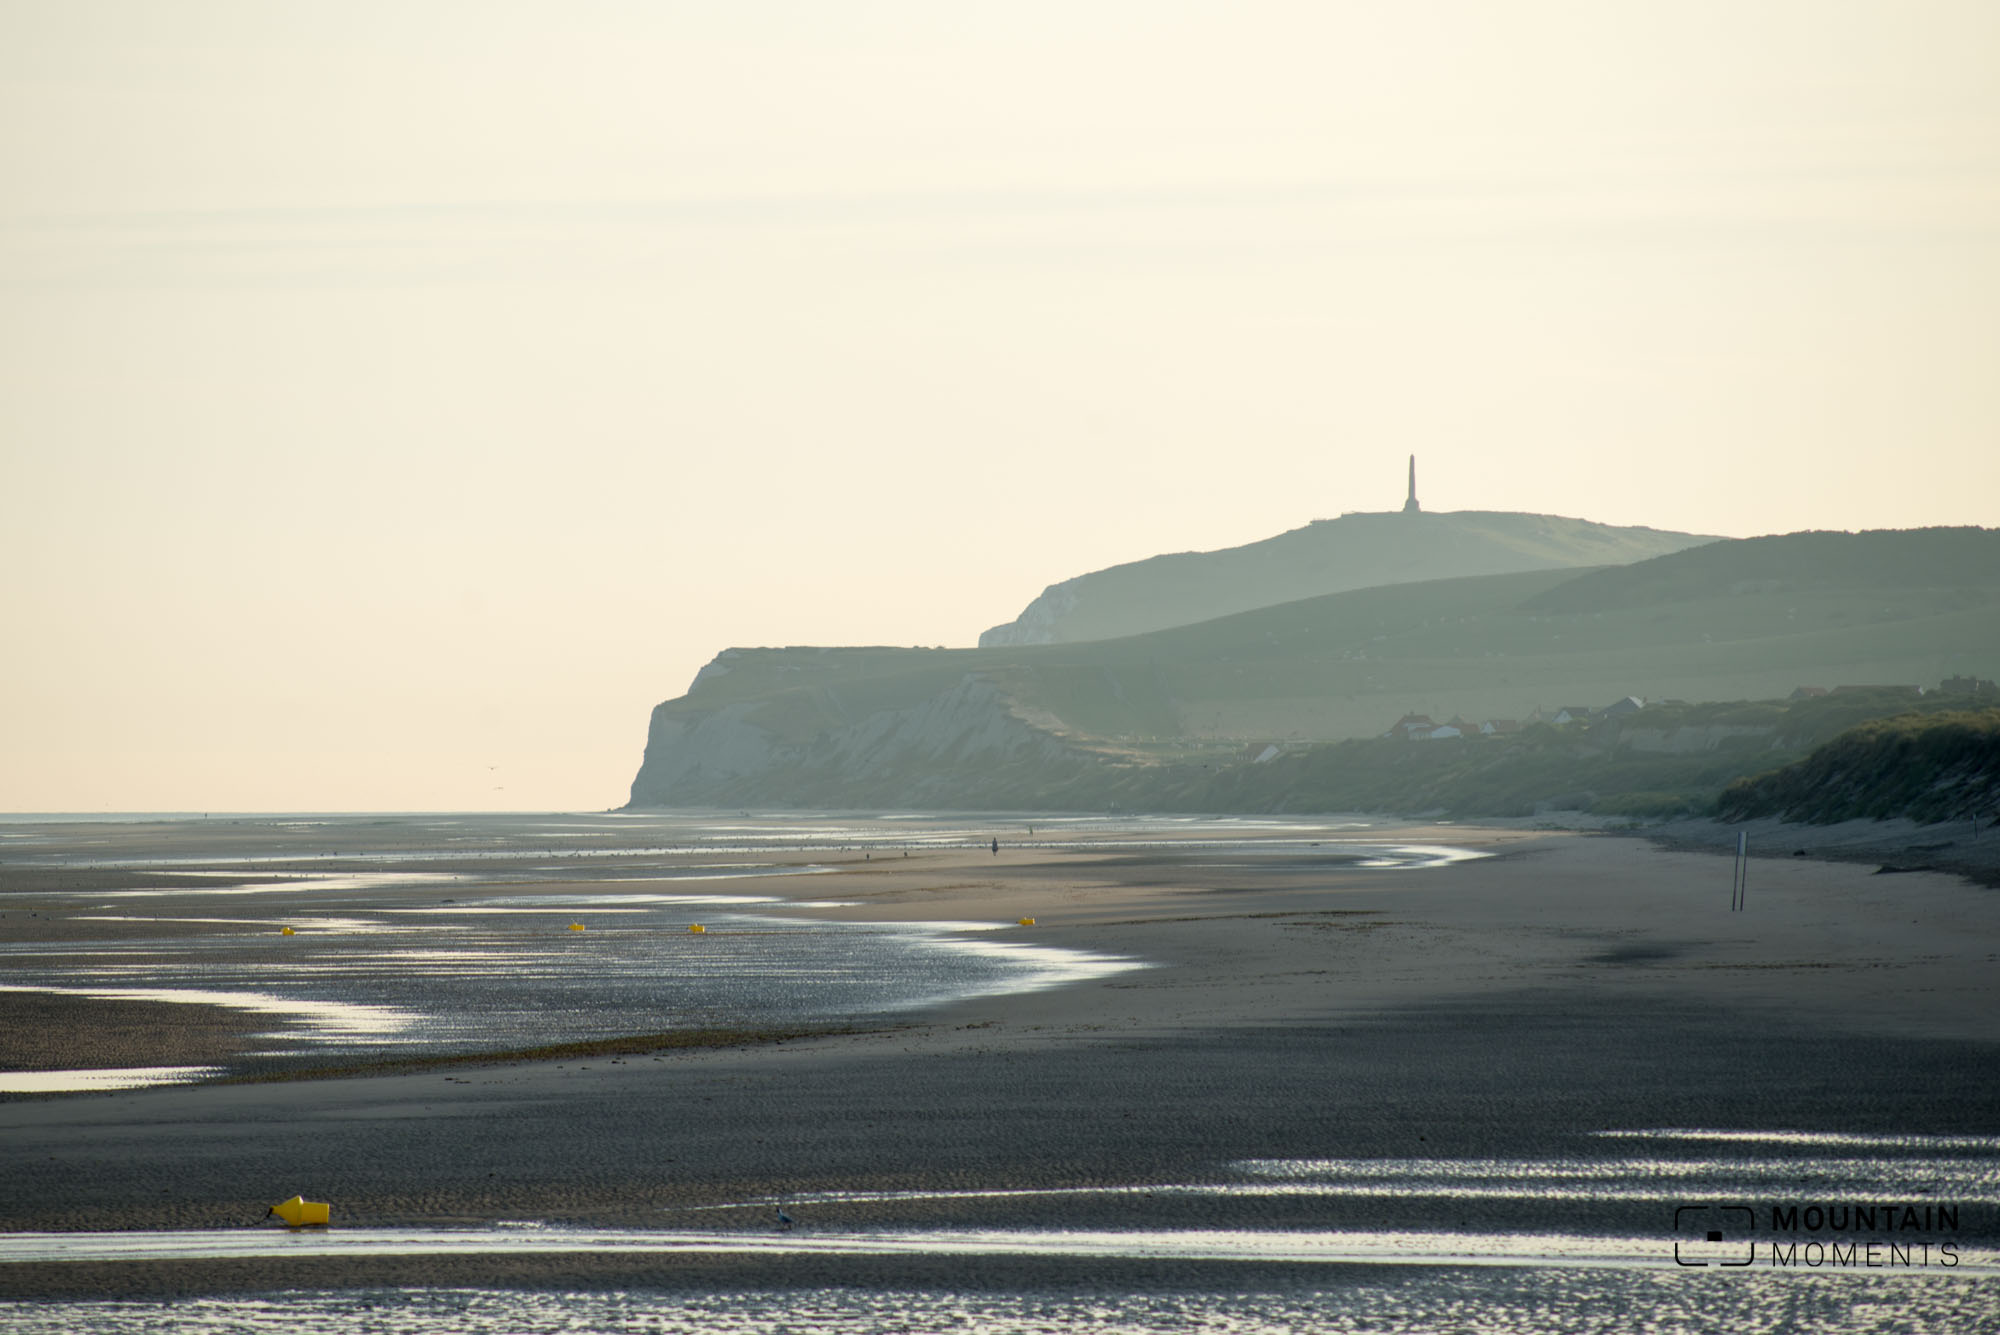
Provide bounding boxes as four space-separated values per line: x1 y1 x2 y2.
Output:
1402 454 1420 514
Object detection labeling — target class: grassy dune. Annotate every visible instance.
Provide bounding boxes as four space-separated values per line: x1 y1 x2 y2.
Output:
1719 707 2000 824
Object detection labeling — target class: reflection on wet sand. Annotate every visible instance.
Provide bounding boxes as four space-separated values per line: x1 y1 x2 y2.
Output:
7 1221 1988 1269
7 811 1992 1334
0 1065 225 1094
2 813 1481 1089
5 1278 1998 1335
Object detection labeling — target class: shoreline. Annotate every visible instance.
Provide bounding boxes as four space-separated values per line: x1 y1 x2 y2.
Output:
1640 813 2000 887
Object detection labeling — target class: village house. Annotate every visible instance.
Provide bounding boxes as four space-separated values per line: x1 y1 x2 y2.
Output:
1383 711 1526 740
1385 712 1436 740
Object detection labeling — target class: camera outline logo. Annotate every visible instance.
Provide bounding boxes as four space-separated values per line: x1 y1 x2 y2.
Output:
1673 1204 1756 1267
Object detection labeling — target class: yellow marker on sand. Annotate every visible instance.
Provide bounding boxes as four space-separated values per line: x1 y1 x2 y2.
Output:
1018 917 1037 927
689 924 706 933
568 923 586 931
280 926 295 935
269 1195 330 1227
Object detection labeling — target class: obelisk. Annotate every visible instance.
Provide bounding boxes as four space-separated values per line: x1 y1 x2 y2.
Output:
1402 454 1420 514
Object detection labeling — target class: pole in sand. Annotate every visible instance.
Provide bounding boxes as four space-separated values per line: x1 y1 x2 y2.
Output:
1731 831 1748 912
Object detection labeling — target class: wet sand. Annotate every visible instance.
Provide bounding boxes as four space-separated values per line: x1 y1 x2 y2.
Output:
1650 813 2000 887
2 820 1997 1298
0 993 252 1071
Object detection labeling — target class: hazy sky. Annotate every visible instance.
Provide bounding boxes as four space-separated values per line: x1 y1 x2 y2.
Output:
4 1 1997 812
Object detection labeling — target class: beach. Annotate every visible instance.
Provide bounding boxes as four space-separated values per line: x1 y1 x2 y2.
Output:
1 815 1997 1321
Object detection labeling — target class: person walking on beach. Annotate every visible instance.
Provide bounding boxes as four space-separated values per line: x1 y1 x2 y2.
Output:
991 837 999 856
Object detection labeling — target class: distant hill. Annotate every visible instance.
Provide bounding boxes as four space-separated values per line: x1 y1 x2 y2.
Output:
979 509 1717 646
629 526 2000 811
1523 527 2000 614
1174 688 1998 822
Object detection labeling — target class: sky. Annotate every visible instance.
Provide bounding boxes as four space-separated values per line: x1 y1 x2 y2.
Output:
2 1 1997 812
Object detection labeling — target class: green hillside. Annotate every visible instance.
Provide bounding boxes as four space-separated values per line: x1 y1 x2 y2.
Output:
1158 688 1995 821
629 526 2000 810
1524 527 2000 614
979 508 1715 646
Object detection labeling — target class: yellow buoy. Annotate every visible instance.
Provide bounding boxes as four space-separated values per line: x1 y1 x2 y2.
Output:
269 1195 330 1227
688 924 705 934
568 922 587 931
1018 917 1037 926
280 926 295 936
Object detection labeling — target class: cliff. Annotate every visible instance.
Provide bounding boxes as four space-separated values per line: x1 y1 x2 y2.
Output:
628 670 1104 809
629 527 2000 812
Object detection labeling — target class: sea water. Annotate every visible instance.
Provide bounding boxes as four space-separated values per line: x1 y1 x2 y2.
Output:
0 811 1463 1085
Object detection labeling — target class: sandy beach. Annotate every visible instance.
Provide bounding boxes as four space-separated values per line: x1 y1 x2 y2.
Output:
1 816 1997 1303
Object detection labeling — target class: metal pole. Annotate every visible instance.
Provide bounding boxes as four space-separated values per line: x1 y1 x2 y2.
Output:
1729 832 1739 912
1735 831 1748 912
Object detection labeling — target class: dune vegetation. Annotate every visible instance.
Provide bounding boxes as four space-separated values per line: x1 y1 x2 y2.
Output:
1718 707 2000 825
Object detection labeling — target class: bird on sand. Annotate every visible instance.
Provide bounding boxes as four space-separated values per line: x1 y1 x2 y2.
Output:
776 1206 794 1230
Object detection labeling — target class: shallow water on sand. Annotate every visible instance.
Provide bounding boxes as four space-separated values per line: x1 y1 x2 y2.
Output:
0 812 1478 1085
3 816 1994 1331
7 1275 1997 1334
4 1221 1995 1270
0 910 1141 1082
7 1136 1995 1330
0 810 1479 863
